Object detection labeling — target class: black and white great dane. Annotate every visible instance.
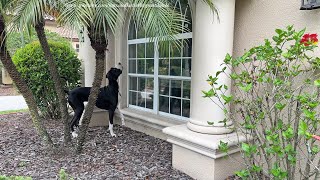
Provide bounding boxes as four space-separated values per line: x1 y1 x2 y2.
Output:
65 63 124 138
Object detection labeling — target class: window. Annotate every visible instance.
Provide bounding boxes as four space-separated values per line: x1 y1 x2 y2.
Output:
76 43 80 52
128 0 192 119
301 0 320 10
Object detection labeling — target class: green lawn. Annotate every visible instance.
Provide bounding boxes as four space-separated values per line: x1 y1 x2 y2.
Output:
0 109 29 115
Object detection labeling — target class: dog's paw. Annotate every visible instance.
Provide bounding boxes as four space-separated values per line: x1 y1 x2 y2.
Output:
72 131 78 138
110 132 117 137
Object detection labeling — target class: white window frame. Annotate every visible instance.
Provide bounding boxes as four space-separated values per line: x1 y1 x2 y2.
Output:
127 32 192 120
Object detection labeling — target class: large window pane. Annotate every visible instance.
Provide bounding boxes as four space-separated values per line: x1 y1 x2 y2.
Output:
146 94 153 109
182 100 190 117
183 39 192 57
159 96 169 113
138 77 146 91
138 92 145 107
137 43 145 58
170 98 181 116
146 59 154 74
159 59 169 75
129 91 137 105
170 42 181 57
137 59 145 74
171 80 182 97
182 59 191 77
146 78 154 92
183 81 191 99
129 60 137 74
146 43 154 58
129 44 136 58
170 59 181 76
159 79 169 96
129 77 137 91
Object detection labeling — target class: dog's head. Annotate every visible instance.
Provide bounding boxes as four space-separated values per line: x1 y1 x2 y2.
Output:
106 63 123 81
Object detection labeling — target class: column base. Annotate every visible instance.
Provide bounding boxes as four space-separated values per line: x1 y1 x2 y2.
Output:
163 124 246 180
187 119 234 134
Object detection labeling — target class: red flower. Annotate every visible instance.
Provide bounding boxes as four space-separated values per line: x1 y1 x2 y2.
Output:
312 135 320 141
300 33 318 46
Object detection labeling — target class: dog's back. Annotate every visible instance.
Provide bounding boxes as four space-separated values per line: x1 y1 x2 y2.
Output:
68 87 92 103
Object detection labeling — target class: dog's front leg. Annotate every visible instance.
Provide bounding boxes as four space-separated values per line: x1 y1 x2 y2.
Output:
108 110 117 137
116 107 125 126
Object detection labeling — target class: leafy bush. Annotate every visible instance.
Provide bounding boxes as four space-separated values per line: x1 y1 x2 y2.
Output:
13 41 82 119
6 29 69 55
203 26 320 179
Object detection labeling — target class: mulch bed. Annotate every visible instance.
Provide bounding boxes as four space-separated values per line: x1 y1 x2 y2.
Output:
0 84 19 96
0 113 193 180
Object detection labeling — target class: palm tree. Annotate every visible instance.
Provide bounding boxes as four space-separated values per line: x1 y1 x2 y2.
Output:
57 0 218 153
12 0 72 144
0 0 54 148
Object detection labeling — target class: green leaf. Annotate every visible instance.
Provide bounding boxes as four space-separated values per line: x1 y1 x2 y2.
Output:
239 83 253 92
202 89 215 98
207 121 214 125
218 141 229 153
314 79 320 87
242 143 250 153
312 145 320 155
298 121 308 135
282 127 294 139
221 95 233 104
275 29 283 35
275 102 286 111
224 53 232 64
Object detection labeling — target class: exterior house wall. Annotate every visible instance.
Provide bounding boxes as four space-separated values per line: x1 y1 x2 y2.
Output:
233 0 320 57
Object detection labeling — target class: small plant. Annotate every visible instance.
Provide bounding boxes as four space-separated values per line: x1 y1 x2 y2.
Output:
204 26 320 179
59 169 73 180
13 41 82 119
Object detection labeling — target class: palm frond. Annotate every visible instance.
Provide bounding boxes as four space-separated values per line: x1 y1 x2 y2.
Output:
129 0 187 52
200 0 219 21
58 0 94 37
90 0 123 42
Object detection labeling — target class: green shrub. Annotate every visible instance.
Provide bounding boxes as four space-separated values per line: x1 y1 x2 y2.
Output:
204 26 320 179
6 29 69 55
13 41 82 119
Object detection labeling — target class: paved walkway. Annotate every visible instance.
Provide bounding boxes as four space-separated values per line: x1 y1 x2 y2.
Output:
0 96 28 111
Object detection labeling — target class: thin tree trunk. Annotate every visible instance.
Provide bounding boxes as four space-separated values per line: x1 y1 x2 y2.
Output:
76 45 106 154
0 15 54 147
34 19 71 144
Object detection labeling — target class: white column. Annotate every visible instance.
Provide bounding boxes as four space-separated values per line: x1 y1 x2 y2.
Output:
187 0 236 134
78 29 107 87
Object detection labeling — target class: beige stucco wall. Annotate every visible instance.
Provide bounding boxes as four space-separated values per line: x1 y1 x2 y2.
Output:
233 0 320 57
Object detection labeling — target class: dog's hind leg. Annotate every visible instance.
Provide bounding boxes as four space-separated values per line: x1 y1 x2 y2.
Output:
70 104 84 138
108 109 116 137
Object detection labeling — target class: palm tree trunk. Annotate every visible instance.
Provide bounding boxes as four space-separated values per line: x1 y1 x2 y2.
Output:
0 15 54 148
34 19 71 144
76 42 106 154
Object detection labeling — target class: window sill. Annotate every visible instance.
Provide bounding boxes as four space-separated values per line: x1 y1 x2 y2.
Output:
118 107 187 130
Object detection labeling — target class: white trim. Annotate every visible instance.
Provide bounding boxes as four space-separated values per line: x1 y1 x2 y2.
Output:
158 75 191 80
128 32 193 45
154 39 160 112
